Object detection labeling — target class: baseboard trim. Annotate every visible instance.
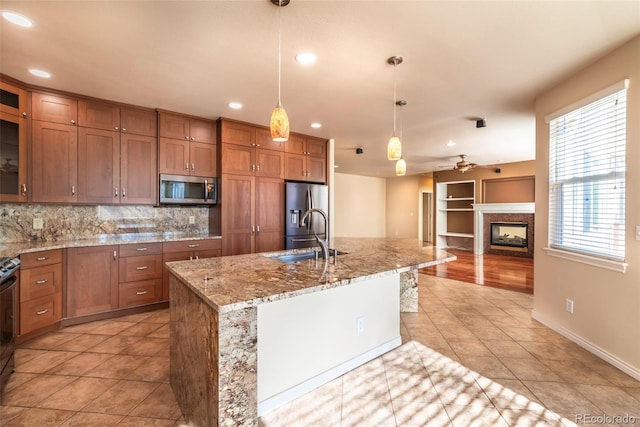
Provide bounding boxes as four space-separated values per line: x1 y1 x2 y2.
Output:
531 310 640 381
257 336 402 417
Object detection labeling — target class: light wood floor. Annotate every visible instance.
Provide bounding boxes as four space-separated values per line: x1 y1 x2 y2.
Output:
421 249 534 294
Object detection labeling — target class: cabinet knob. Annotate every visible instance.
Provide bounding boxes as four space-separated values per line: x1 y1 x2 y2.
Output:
36 309 49 315
136 290 148 296
71 185 76 196
136 247 148 251
256 225 260 233
191 163 195 172
122 127 127 132
36 279 49 284
187 244 199 248
256 165 260 172
191 137 195 141
36 257 47 261
71 120 76 125
22 112 27 118
113 250 117 260
115 126 119 131
136 266 148 270
185 136 190 140
122 187 126 198
21 184 27 196
185 163 189 171
115 187 118 197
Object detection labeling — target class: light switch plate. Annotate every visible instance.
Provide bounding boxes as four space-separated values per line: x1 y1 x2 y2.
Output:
33 218 44 230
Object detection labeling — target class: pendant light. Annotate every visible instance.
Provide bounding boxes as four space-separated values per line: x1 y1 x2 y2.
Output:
395 99 407 176
387 55 403 160
270 0 290 142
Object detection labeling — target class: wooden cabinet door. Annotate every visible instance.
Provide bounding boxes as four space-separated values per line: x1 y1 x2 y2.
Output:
0 80 28 117
0 113 28 202
305 137 327 157
121 108 157 137
159 137 190 175
221 174 255 256
190 141 217 177
66 246 119 318
255 128 284 151
78 127 120 204
32 92 77 125
159 113 189 140
121 134 157 204
190 119 215 144
306 156 326 183
283 153 306 181
31 121 78 203
221 143 254 176
284 134 305 154
78 100 120 131
255 177 284 253
256 149 283 178
220 120 255 147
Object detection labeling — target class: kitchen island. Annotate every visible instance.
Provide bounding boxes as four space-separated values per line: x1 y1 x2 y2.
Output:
166 237 455 426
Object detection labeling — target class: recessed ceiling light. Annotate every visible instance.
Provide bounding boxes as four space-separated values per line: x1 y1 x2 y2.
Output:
228 102 242 110
2 11 33 27
447 140 456 147
310 122 322 129
29 69 51 78
295 52 317 65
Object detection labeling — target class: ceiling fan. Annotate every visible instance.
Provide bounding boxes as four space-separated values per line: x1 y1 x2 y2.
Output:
439 154 478 173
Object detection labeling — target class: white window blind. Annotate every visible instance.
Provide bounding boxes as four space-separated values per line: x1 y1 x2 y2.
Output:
548 82 627 262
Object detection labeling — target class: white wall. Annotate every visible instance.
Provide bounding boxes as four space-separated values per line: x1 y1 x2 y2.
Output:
385 175 421 238
257 275 400 403
333 173 386 237
534 36 640 377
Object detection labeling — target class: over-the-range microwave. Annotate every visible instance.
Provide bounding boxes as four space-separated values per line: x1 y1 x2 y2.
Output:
159 174 217 205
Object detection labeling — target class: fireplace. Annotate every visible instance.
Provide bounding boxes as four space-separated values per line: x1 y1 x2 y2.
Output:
491 222 528 249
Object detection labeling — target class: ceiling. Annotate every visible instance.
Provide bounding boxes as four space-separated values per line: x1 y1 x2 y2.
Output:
1 1 639 178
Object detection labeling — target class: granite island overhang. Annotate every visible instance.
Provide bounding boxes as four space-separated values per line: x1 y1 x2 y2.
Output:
166 237 455 427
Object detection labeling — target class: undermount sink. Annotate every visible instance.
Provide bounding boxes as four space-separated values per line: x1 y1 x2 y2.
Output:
269 249 348 263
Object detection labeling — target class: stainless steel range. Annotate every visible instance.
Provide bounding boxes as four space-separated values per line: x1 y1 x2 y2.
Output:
0 256 19 393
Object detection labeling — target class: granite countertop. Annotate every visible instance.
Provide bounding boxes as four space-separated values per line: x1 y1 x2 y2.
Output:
165 237 456 314
0 233 222 258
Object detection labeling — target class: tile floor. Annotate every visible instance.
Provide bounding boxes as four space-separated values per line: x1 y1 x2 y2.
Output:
2 274 639 426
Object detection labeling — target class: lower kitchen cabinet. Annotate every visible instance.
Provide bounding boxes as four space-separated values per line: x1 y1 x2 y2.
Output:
19 249 63 335
118 242 163 308
66 245 119 318
162 239 221 300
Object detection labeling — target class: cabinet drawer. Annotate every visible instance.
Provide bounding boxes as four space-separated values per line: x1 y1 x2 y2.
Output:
119 254 162 283
119 242 163 257
119 279 162 308
20 263 62 301
163 239 221 253
21 249 63 269
20 293 62 335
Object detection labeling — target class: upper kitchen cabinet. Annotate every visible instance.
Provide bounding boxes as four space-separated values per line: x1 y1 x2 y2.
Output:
31 120 78 203
78 100 157 137
159 111 215 144
159 111 216 177
219 119 284 178
284 134 327 183
32 92 78 125
77 128 157 205
0 79 28 202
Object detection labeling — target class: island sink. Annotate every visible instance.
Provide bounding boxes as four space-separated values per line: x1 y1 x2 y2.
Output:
268 249 348 263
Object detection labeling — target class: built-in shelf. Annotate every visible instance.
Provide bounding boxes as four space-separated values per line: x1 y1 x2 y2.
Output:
436 180 476 249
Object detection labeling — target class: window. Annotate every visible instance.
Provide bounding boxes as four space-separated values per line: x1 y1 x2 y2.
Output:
547 80 628 263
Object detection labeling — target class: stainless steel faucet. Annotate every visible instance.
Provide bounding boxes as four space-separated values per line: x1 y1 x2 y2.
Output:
301 208 329 260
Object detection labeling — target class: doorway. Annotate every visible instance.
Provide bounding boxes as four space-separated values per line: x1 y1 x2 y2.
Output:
420 191 433 245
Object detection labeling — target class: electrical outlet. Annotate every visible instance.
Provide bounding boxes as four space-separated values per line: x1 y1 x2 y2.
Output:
33 218 44 230
188 216 195 225
565 299 574 314
636 225 640 241
356 316 365 334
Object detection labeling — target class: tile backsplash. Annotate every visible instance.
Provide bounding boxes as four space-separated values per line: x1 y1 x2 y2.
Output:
0 204 210 243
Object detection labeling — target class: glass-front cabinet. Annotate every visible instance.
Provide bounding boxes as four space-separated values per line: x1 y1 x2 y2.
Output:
0 80 28 202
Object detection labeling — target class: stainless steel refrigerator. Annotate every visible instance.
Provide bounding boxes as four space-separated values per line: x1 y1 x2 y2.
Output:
285 182 329 249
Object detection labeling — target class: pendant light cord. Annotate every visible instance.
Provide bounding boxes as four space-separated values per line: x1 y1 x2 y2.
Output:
393 63 397 136
277 0 282 106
